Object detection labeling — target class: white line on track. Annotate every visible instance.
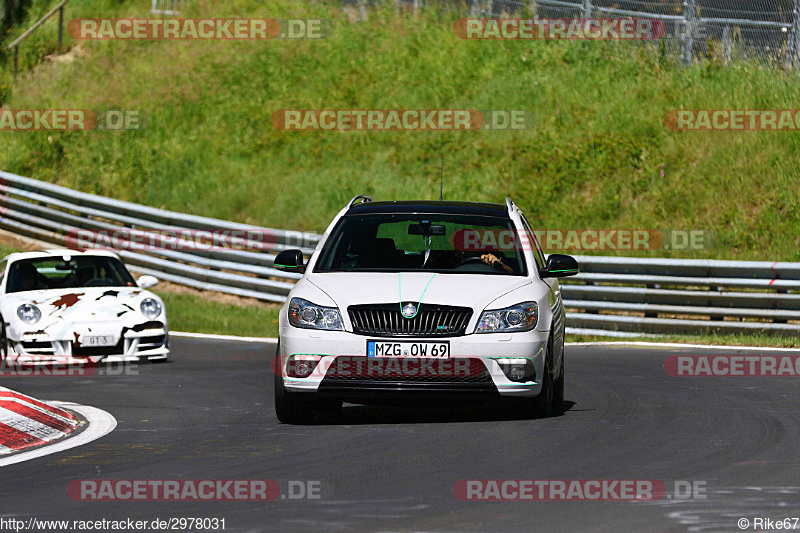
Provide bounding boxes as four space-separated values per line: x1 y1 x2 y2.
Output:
0 402 117 468
171 331 278 343
567 341 800 352
171 331 797 352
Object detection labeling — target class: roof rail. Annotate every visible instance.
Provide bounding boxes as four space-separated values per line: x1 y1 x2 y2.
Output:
348 195 373 209
505 197 515 212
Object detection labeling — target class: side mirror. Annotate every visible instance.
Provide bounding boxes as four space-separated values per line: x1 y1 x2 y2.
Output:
540 254 580 278
274 249 306 273
137 275 159 289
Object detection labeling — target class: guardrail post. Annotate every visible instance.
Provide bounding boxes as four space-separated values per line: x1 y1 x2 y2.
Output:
787 0 800 69
13 44 18 76
57 5 64 54
582 0 592 18
681 0 696 67
722 25 731 64
358 0 367 20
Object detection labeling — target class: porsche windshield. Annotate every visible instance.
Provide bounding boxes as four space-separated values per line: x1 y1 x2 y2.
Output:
314 214 528 275
6 256 137 293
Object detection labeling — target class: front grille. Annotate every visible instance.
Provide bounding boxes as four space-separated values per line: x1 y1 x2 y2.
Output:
137 335 166 350
348 303 472 337
19 341 54 355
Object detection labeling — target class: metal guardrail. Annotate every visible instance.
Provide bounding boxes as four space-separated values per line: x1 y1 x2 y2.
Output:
0 170 318 303
0 171 797 336
564 256 800 336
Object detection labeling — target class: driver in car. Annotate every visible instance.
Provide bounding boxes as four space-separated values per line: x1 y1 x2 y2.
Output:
480 253 514 273
16 263 40 291
76 266 94 286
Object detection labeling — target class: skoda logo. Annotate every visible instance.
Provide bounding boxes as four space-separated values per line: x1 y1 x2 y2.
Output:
401 303 417 318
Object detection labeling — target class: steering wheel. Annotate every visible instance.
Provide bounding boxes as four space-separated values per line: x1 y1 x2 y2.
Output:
85 278 114 287
456 256 488 267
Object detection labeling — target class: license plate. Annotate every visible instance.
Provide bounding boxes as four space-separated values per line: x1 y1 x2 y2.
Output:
367 340 450 358
83 335 114 346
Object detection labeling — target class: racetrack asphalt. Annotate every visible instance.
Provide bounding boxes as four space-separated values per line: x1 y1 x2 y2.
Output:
1 337 799 532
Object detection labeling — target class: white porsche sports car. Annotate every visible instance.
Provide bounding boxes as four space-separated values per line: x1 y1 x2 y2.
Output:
273 196 579 423
0 249 169 364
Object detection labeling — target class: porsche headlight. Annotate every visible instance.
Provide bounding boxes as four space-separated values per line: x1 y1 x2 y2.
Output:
17 303 42 324
288 298 343 331
475 302 538 333
140 298 162 319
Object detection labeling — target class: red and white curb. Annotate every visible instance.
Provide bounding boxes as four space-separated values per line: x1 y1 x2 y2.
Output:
0 387 116 467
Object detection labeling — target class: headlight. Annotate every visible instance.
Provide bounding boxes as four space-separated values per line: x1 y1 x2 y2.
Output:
288 298 343 331
475 302 538 333
17 303 41 324
140 298 162 319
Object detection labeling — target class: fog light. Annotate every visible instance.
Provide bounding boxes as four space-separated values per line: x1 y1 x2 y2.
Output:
286 357 319 378
496 358 535 383
508 365 526 381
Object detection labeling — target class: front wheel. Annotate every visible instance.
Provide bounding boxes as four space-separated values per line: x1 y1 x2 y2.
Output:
0 319 8 364
274 351 315 424
514 337 554 419
553 349 564 408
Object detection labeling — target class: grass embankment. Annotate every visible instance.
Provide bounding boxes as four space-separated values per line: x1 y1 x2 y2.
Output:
0 0 798 340
0 0 798 260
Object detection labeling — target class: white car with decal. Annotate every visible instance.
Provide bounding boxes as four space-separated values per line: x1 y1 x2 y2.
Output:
273 196 579 423
0 249 169 364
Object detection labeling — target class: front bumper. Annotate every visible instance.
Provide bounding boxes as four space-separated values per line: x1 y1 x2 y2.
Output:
279 327 548 399
9 321 169 363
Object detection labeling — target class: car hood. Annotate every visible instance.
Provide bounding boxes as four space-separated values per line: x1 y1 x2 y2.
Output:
2 286 156 329
305 272 531 311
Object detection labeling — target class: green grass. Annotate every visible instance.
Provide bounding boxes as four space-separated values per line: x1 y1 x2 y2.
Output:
0 243 20 258
154 291 280 337
0 0 797 260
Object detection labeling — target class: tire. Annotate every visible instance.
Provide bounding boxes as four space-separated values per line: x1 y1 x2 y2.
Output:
515 335 554 419
273 346 315 424
0 319 7 364
315 399 343 416
553 347 564 408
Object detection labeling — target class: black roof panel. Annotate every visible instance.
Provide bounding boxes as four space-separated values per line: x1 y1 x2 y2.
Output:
346 200 509 217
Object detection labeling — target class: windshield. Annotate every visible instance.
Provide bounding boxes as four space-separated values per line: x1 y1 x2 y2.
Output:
6 256 137 293
314 214 527 275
